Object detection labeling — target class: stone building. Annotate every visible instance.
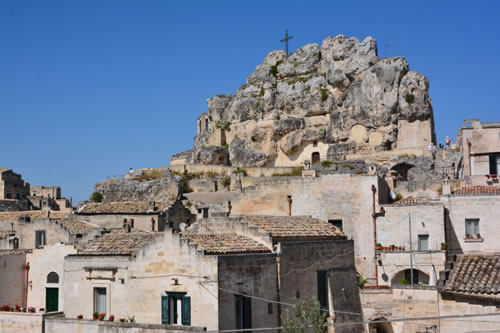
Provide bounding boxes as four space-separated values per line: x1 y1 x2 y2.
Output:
459 119 500 182
0 168 30 201
0 249 30 307
77 200 193 232
375 197 446 288
63 215 362 332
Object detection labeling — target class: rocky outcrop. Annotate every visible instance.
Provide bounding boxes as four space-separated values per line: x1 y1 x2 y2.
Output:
189 35 434 167
95 176 182 202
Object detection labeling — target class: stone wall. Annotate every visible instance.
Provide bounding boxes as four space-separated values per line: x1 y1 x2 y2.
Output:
77 213 165 232
0 170 30 201
218 254 278 331
280 240 363 333
0 311 62 333
442 194 500 254
0 252 26 307
230 174 388 284
169 163 298 178
63 231 220 330
45 317 206 333
460 120 500 176
13 219 73 249
26 244 77 311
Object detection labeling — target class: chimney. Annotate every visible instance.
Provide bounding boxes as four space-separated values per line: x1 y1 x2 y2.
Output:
148 201 156 213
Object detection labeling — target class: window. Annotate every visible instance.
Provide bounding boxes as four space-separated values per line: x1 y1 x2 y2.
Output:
313 140 318 147
418 235 429 251
94 288 106 314
202 208 209 218
235 295 251 329
328 219 343 232
6 193 11 199
35 230 46 248
47 272 59 284
317 270 329 313
16 193 20 199
489 154 500 175
162 293 190 325
465 219 480 237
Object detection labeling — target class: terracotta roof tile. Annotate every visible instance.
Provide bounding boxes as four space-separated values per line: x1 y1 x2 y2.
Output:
444 255 500 297
0 249 31 256
0 210 70 222
392 197 430 205
78 201 170 215
239 215 344 239
59 221 97 236
183 233 271 254
453 186 500 196
77 231 159 256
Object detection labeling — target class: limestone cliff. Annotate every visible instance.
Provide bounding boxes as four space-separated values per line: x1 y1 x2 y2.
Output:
185 35 435 167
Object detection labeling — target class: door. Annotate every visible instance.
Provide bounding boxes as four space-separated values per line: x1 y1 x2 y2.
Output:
46 288 58 312
235 295 252 330
312 152 320 164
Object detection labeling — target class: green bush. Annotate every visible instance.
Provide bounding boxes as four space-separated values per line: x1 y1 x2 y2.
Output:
270 60 283 77
394 193 403 201
321 160 333 168
405 94 415 104
259 87 265 96
320 88 328 102
282 297 327 333
400 278 410 285
134 169 164 182
357 274 368 289
232 167 248 177
216 121 231 132
90 192 103 203
221 176 231 189
206 170 219 178
272 167 304 177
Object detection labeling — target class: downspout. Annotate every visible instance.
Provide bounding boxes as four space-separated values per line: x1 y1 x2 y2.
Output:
24 262 30 308
371 185 379 287
276 255 282 327
287 196 292 217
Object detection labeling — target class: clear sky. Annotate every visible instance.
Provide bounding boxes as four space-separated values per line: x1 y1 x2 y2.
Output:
1 1 499 204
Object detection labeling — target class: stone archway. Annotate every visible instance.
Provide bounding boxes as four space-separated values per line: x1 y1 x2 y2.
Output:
368 317 394 333
390 163 415 181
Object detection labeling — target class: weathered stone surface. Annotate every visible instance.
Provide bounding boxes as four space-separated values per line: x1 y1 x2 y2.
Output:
95 176 182 202
188 35 434 167
189 146 229 165
228 139 267 167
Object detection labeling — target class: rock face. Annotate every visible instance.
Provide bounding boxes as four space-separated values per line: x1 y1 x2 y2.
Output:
188 35 434 167
95 176 182 202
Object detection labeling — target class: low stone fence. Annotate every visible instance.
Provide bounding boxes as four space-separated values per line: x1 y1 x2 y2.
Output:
0 311 63 333
169 163 298 178
45 317 206 333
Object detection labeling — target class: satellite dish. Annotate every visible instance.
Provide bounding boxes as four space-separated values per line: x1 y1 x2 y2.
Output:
390 192 396 200
179 223 187 231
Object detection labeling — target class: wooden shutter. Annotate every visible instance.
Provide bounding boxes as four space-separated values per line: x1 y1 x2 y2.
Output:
181 295 191 326
161 296 169 324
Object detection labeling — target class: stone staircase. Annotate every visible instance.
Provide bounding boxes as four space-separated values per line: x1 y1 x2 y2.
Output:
437 253 458 289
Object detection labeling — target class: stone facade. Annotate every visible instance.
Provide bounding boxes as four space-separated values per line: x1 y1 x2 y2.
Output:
459 119 500 178
0 169 30 201
0 250 28 307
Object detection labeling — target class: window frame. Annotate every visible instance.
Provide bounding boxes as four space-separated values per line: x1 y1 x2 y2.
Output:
93 287 107 314
418 234 429 251
35 230 46 248
465 218 480 237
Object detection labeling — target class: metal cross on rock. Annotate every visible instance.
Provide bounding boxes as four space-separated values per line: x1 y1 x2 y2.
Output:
280 29 293 57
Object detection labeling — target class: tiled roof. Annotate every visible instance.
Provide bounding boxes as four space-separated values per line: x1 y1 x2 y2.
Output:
444 255 500 297
0 210 71 222
59 221 97 236
77 231 159 256
183 233 271 254
239 216 344 239
392 196 430 205
78 201 170 215
0 249 31 256
453 186 500 196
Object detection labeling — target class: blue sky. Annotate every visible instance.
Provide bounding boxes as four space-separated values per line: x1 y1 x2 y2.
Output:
1 1 499 203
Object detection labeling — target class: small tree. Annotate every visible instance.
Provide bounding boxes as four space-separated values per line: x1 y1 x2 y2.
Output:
282 297 327 333
90 192 103 203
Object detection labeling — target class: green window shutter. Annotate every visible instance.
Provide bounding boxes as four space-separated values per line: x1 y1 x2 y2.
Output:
161 296 169 324
181 295 191 326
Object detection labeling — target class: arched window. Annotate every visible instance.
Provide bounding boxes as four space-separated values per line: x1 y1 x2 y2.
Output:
47 272 59 284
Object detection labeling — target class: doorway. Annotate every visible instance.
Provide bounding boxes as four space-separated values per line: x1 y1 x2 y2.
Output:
235 295 252 330
45 288 59 312
312 152 320 164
